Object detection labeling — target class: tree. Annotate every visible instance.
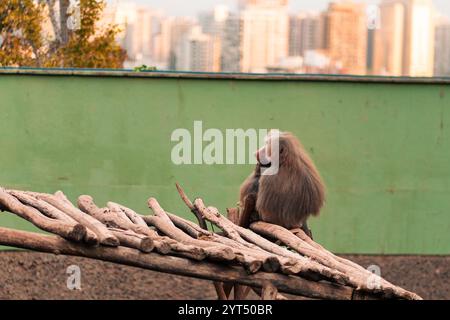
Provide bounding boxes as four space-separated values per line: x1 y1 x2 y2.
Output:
0 0 126 68
0 0 45 66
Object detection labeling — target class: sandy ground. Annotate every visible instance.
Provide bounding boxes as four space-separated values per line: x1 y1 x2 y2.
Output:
0 251 448 300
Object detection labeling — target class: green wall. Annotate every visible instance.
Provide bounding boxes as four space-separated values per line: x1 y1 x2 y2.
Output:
0 71 449 254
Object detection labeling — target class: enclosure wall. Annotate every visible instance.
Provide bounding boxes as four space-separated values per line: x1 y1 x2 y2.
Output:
1 70 449 254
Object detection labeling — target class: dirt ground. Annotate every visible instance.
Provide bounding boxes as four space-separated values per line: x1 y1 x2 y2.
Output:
0 251 448 300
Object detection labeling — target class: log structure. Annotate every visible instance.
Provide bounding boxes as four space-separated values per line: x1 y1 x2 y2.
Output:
0 185 422 300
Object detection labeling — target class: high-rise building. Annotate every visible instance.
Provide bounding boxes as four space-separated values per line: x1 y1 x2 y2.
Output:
239 0 289 72
153 17 196 69
199 5 229 37
103 1 162 68
152 18 173 68
372 0 405 75
176 26 221 72
403 0 435 76
221 14 242 72
373 0 435 77
434 19 450 77
197 5 230 72
289 12 323 57
323 1 368 75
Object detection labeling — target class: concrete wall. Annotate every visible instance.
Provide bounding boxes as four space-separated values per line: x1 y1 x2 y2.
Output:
1 69 449 254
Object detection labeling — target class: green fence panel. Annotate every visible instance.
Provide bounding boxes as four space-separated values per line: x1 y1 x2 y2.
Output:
1 70 449 254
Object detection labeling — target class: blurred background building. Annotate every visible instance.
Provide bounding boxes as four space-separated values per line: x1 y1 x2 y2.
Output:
434 16 450 77
102 0 446 77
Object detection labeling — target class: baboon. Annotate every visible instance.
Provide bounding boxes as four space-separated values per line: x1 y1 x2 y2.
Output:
238 131 325 236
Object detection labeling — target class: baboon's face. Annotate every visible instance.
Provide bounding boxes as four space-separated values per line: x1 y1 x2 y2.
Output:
256 131 282 167
256 143 271 166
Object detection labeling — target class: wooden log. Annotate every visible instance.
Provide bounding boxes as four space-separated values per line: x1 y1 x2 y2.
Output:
107 202 148 228
152 239 172 254
102 201 208 260
175 183 208 230
144 200 236 263
36 193 118 246
178 189 331 300
108 228 154 253
163 240 207 261
8 190 76 223
0 188 86 242
0 227 373 300
194 199 350 285
233 253 262 274
206 205 336 277
175 184 226 299
234 284 247 300
252 287 288 300
77 196 166 254
291 228 372 275
198 233 280 273
214 282 228 300
6 190 99 245
146 201 261 272
165 210 277 273
261 282 279 300
105 202 133 224
166 212 211 239
250 221 367 286
179 197 272 260
198 202 295 258
270 222 418 299
79 197 156 241
54 191 73 206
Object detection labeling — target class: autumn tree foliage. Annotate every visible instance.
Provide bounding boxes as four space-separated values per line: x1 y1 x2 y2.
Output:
0 0 126 68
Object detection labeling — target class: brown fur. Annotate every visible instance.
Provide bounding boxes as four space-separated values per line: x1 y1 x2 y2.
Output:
239 132 325 229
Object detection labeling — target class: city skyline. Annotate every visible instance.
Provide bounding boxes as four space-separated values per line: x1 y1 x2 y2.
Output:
105 0 449 77
117 0 450 18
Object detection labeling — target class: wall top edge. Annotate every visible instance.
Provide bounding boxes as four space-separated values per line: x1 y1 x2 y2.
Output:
1 68 450 84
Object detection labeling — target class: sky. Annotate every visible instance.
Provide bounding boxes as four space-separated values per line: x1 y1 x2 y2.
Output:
113 0 450 17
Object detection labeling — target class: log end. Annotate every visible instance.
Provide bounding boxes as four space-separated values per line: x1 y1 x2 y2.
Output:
262 256 281 273
154 240 171 254
221 247 236 261
261 282 279 300
67 224 87 242
245 260 263 274
84 231 100 246
280 260 303 275
139 237 155 253
100 235 120 247
183 248 207 261
77 195 95 213
147 197 158 208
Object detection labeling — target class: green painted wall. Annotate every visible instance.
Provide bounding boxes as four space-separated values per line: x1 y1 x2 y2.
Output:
0 72 449 254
